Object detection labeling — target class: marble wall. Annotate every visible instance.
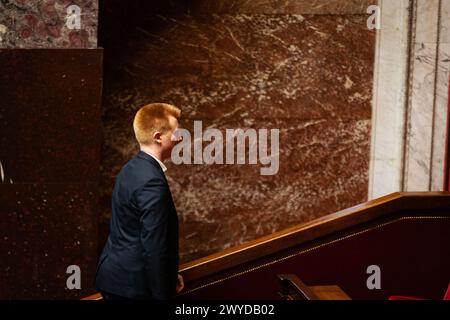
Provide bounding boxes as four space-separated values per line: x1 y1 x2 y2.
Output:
99 0 376 262
188 0 375 14
405 0 450 192
0 0 98 48
369 0 450 198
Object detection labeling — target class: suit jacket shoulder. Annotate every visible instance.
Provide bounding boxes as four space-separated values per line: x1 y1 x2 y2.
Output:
115 151 168 203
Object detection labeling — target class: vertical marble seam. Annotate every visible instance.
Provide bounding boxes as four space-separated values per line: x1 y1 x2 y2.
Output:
446 74 450 189
368 0 384 199
429 0 443 190
402 0 418 191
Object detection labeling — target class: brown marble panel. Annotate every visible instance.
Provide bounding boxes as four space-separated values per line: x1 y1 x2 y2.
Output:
0 0 98 48
101 118 371 263
103 14 374 122
175 118 371 262
0 49 103 184
100 9 375 263
190 0 378 14
98 0 376 16
0 183 98 299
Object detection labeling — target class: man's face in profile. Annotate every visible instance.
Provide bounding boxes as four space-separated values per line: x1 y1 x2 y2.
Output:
161 115 181 161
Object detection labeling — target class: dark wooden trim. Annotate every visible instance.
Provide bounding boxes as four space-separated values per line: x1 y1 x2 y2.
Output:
309 285 351 300
179 192 450 282
277 274 319 300
277 274 351 300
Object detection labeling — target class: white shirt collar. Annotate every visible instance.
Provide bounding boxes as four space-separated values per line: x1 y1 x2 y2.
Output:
141 150 167 173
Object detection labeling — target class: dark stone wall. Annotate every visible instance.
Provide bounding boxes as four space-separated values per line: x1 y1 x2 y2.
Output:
0 49 103 299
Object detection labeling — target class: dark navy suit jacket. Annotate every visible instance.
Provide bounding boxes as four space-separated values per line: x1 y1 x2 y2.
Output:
95 151 179 299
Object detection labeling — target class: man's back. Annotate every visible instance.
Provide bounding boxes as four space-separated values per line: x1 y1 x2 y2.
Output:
95 151 179 299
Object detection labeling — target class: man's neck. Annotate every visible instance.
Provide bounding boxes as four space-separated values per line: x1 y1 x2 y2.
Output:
140 145 163 162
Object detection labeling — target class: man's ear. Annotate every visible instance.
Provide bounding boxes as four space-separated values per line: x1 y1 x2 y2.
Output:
153 131 162 144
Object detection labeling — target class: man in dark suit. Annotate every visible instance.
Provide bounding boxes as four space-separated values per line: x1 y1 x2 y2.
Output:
95 103 184 300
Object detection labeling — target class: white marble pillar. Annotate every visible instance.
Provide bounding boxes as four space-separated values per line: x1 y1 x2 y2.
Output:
369 0 450 199
369 0 412 199
404 0 450 191
430 0 450 190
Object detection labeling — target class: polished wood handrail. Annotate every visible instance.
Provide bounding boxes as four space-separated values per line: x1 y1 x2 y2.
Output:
179 192 450 282
81 292 102 300
82 192 450 299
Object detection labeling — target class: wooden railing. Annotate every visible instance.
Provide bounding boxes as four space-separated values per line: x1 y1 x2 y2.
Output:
178 192 450 284
82 192 450 300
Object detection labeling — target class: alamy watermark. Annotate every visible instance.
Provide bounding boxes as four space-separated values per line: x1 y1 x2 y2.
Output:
366 265 381 290
66 265 81 290
367 5 381 30
171 121 280 176
66 5 82 30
